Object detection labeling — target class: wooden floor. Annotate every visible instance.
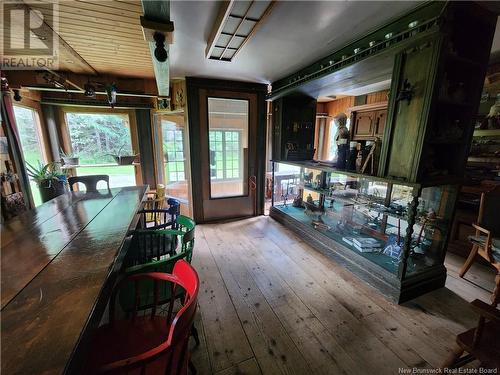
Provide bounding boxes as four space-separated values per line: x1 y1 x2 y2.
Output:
190 216 497 375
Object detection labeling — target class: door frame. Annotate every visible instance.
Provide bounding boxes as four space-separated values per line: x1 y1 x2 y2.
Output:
186 77 267 223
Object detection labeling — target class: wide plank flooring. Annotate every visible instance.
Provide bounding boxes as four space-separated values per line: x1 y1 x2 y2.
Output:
190 216 497 375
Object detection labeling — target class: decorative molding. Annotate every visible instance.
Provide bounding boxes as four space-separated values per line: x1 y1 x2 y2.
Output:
347 101 388 113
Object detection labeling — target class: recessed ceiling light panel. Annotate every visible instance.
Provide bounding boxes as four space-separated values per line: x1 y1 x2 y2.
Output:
206 0 275 62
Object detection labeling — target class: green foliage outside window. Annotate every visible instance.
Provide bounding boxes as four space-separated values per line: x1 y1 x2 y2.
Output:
66 113 133 165
13 106 44 166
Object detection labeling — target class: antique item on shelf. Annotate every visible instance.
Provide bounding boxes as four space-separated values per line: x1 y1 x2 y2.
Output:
292 188 305 208
281 192 289 207
348 142 358 171
352 237 382 253
304 171 313 186
292 194 304 208
312 220 330 230
333 112 349 170
314 174 322 188
383 235 402 259
487 103 500 129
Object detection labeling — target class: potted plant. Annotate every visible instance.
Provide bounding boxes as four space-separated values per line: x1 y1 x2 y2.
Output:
60 148 80 166
108 145 138 165
26 161 69 203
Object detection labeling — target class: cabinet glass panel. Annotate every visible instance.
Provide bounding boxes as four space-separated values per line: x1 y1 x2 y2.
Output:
404 185 458 278
272 162 458 280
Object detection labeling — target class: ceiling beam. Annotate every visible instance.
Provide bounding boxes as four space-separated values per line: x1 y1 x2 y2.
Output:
13 1 98 75
141 0 172 97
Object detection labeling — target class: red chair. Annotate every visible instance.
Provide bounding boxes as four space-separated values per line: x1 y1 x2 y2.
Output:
85 260 199 375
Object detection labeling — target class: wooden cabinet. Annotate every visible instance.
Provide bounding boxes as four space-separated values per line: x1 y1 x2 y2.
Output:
350 105 387 140
353 112 373 138
374 110 387 137
272 95 317 161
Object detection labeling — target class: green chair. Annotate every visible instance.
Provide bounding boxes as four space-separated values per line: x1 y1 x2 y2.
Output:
119 215 196 313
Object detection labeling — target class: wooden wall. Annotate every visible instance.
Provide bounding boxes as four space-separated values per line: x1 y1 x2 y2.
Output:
315 90 388 160
366 90 389 104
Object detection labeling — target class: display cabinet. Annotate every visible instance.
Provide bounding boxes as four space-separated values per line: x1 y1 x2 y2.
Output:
270 161 458 303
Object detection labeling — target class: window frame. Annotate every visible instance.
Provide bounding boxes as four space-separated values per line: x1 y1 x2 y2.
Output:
13 104 49 165
209 128 242 181
60 107 141 186
162 123 186 183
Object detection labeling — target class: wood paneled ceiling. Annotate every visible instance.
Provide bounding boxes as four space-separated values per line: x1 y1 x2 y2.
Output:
31 0 154 78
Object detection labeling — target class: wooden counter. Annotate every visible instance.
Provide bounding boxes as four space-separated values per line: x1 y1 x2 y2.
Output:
1 186 147 375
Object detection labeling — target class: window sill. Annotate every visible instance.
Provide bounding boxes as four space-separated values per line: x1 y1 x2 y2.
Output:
61 163 140 169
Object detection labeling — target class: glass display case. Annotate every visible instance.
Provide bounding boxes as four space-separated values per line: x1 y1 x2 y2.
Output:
270 161 458 302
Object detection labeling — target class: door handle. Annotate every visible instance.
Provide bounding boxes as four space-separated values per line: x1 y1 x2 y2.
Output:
249 175 257 191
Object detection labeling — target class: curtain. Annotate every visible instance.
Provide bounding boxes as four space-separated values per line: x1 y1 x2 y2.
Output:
1 78 34 209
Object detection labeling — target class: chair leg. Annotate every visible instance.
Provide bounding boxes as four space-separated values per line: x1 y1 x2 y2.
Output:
188 359 197 375
492 272 500 307
191 325 200 347
442 345 465 369
459 244 479 278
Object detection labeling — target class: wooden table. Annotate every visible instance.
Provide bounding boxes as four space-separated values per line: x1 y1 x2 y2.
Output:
1 186 147 375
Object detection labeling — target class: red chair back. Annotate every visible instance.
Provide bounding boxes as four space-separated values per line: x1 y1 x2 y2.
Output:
93 260 199 374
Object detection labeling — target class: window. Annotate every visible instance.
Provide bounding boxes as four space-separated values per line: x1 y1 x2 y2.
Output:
207 97 248 198
209 130 241 180
65 112 136 189
13 105 45 206
162 120 185 183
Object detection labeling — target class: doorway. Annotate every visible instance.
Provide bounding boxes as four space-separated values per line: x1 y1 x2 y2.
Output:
186 78 267 223
153 112 192 216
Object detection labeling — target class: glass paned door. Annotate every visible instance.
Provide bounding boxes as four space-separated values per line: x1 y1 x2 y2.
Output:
13 105 46 206
207 98 249 198
196 88 258 222
160 118 189 202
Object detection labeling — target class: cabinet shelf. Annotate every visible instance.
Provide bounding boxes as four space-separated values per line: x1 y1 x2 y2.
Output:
273 159 460 187
473 129 500 138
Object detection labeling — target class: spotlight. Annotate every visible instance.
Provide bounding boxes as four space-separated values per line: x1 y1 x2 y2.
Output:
84 83 96 98
105 84 117 108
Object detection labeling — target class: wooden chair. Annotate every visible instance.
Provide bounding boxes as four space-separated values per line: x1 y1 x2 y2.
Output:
85 260 199 375
68 175 110 193
139 198 180 230
120 216 199 349
145 184 166 210
124 215 195 268
459 185 500 306
442 299 500 370
120 216 196 312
